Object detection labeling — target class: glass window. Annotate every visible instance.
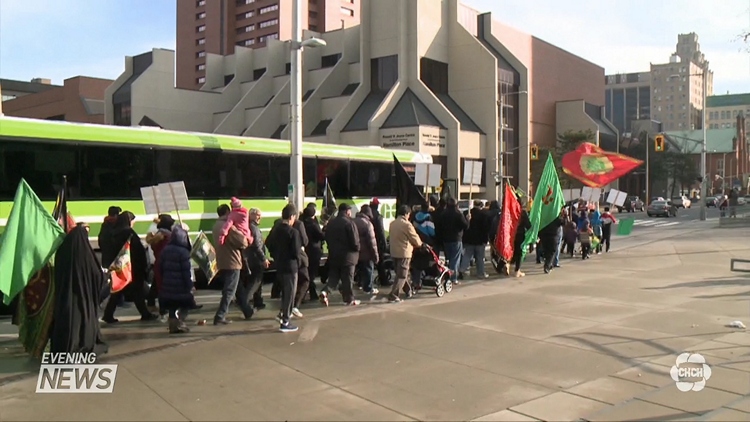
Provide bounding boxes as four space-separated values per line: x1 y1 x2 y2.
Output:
196 12 206 19
197 0 205 6
197 25 206 32
612 89 624 134
315 159 350 198
350 162 393 197
420 57 448 94
197 38 205 45
197 64 205 71
196 51 206 58
155 150 223 197
370 55 398 93
0 141 79 201
113 102 131 126
197 76 206 84
259 4 279 13
80 145 154 200
253 68 266 80
341 7 354 16
259 19 278 28
321 53 341 68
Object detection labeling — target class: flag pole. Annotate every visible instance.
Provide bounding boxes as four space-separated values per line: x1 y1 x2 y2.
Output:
62 175 68 233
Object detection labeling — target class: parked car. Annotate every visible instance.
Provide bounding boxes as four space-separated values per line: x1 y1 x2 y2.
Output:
671 195 692 208
647 200 677 217
706 195 723 207
617 195 644 213
738 197 747 206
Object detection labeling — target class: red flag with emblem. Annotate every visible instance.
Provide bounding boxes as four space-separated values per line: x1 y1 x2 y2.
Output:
496 183 521 262
562 142 643 188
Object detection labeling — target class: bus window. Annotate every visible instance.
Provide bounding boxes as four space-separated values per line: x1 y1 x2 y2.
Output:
349 161 393 197
0 141 78 201
316 159 349 198
80 145 154 199
155 149 223 197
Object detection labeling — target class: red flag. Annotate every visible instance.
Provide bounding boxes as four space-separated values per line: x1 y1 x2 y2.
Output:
562 142 643 188
109 241 133 293
496 184 521 262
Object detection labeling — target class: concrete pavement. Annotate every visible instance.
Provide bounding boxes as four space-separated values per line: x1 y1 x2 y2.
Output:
1 221 750 421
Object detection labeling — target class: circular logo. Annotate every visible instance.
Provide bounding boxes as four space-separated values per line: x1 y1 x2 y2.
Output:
670 353 712 392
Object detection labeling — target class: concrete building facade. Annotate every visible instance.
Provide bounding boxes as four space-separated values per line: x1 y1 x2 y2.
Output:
2 76 112 124
106 0 608 198
177 0 360 90
707 93 750 131
605 33 714 136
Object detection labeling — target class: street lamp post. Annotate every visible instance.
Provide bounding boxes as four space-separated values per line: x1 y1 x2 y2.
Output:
290 0 326 211
497 90 527 203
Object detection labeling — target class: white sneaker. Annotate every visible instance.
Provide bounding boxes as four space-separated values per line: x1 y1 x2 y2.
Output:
514 271 525 278
292 308 304 318
346 299 361 306
370 288 380 295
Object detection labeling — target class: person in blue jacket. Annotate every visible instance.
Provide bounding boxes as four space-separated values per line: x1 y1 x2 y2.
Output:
158 227 196 334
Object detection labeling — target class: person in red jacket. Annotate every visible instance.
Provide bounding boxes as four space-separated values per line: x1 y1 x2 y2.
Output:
600 207 617 253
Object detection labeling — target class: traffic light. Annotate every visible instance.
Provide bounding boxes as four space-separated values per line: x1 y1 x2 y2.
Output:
654 135 665 152
530 145 539 160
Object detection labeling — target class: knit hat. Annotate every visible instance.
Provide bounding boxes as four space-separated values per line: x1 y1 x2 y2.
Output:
230 197 242 210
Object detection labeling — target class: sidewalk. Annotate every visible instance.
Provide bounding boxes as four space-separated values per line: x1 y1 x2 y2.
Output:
1 224 749 421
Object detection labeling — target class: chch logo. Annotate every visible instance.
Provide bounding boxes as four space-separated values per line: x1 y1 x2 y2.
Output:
670 353 711 392
542 186 554 205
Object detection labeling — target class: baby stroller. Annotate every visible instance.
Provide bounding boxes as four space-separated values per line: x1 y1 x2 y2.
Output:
412 246 453 297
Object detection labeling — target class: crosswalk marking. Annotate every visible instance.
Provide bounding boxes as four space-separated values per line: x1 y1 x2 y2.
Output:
632 219 683 228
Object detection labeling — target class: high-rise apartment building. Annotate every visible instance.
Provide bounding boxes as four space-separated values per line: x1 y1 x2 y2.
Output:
605 33 713 136
176 0 360 90
707 93 750 131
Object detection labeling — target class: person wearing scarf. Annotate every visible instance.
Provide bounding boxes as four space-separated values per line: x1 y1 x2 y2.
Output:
102 211 159 323
50 224 109 354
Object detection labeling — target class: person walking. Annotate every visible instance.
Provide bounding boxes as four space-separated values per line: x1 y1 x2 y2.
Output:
600 207 617 253
460 200 491 279
320 203 361 307
370 198 390 287
102 212 158 323
157 227 196 334
245 208 269 310
268 204 302 333
511 197 532 277
291 213 310 317
212 204 254 325
388 205 424 302
301 203 324 301
435 197 468 284
540 209 565 274
552 208 567 268
353 205 379 295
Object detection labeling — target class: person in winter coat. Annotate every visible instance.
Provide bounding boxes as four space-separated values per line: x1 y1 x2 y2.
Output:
320 203 360 307
370 198 390 287
145 214 175 313
388 205 424 302
98 206 121 267
353 205 379 295
460 200 491 279
158 227 195 334
487 200 501 245
301 204 324 301
540 209 565 274
102 211 158 323
511 196 532 277
435 197 469 284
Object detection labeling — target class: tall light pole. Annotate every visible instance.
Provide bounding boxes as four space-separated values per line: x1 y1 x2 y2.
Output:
497 90 527 203
700 70 707 220
290 0 326 211
669 71 707 220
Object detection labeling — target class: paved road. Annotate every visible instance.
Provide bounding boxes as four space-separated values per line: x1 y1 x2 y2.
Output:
1 221 749 421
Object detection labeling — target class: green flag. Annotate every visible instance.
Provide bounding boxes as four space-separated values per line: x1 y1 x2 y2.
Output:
0 179 65 305
522 154 565 258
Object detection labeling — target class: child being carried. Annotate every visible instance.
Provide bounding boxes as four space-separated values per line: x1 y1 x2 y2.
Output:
219 197 254 245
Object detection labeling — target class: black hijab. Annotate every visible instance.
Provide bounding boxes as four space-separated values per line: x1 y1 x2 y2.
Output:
51 226 109 355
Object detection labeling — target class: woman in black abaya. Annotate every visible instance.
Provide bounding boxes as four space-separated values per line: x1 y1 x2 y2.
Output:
50 224 109 354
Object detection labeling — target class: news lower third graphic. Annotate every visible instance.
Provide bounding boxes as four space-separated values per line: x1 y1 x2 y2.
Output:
36 352 118 393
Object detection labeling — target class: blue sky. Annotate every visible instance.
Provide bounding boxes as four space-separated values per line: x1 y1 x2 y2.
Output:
1 0 749 94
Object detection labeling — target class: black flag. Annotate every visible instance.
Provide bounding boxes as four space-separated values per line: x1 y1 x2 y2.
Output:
393 155 428 211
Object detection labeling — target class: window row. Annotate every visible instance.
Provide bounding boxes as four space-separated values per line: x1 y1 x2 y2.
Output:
0 141 398 201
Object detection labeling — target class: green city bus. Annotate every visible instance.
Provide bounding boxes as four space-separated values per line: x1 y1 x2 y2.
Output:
0 116 432 242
